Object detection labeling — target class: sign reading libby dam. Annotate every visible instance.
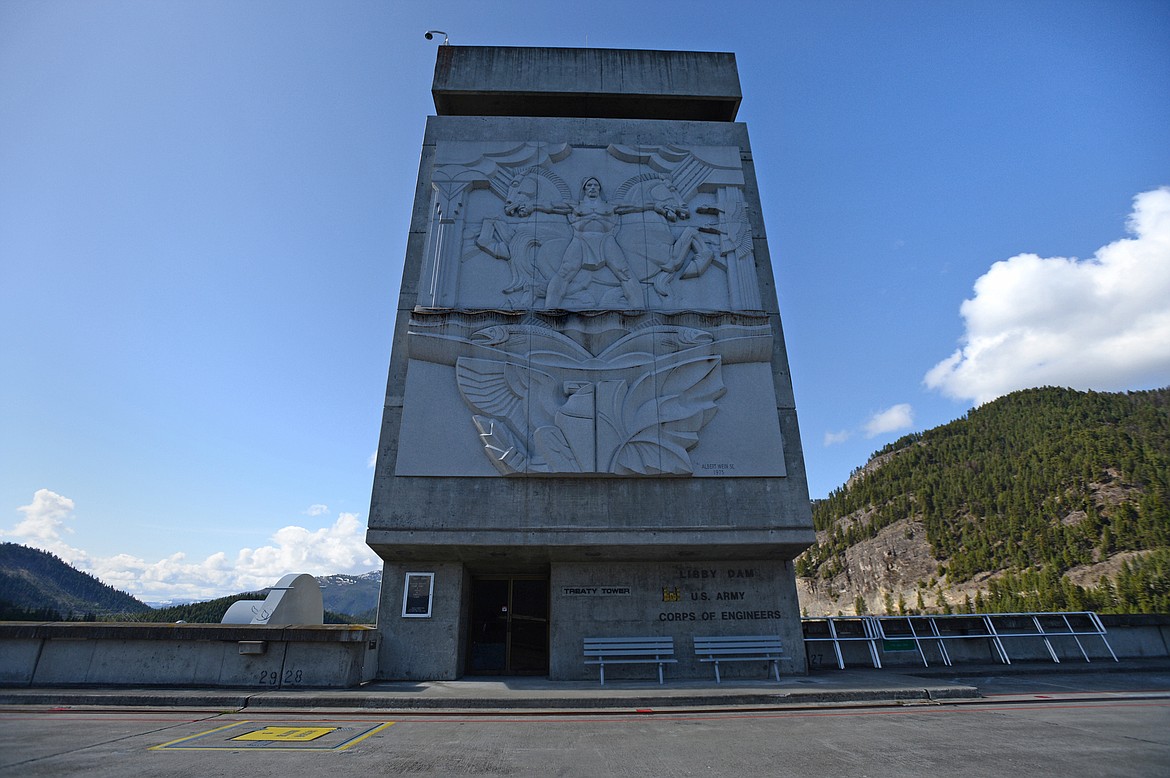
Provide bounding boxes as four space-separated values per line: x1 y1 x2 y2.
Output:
367 47 815 682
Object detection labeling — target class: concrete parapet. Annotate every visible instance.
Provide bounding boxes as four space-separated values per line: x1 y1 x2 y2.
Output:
432 46 741 120
0 622 378 688
1097 614 1170 658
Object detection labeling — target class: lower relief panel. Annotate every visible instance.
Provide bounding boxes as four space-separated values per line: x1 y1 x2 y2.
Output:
396 312 786 478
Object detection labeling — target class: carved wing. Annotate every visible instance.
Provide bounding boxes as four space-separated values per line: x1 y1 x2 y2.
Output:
603 355 726 475
456 358 559 428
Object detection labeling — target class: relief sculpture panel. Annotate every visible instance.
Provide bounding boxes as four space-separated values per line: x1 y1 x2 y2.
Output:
397 141 784 478
417 143 763 313
397 313 787 477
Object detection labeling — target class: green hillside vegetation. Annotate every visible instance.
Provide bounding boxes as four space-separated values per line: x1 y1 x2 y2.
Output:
131 592 361 625
0 543 151 619
128 591 267 623
799 387 1170 614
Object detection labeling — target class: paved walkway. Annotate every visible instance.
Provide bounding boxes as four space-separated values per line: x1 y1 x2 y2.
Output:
3 659 1168 712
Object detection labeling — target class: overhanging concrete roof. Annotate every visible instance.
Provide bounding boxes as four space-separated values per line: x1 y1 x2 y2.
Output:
432 46 742 121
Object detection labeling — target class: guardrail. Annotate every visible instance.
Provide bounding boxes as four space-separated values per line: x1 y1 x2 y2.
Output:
802 612 1119 669
801 616 883 670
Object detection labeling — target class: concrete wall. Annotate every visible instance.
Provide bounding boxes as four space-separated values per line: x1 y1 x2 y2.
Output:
0 623 378 688
366 115 815 565
553 559 807 681
375 561 468 680
3 616 1165 686
432 46 742 120
366 47 815 682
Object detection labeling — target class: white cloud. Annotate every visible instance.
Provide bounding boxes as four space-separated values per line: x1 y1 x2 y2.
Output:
10 489 76 542
823 403 914 446
4 489 93 569
367 450 377 468
824 430 852 446
304 503 329 516
926 187 1170 404
4 491 379 603
863 404 915 438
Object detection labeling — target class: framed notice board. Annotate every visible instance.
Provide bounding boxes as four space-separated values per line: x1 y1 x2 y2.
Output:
401 572 435 618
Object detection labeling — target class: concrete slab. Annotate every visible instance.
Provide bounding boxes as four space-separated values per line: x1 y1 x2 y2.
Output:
432 46 742 120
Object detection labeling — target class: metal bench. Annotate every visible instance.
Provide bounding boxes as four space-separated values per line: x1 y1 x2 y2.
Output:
583 636 677 685
693 635 784 683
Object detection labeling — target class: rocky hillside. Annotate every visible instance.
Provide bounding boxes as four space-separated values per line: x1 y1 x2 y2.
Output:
796 387 1170 615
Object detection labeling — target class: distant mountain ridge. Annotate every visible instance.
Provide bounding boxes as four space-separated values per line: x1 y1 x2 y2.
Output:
317 571 381 621
0 543 383 623
131 571 382 623
0 543 151 619
797 386 1170 615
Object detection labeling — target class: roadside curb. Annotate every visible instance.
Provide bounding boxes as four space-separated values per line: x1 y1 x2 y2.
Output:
0 684 978 712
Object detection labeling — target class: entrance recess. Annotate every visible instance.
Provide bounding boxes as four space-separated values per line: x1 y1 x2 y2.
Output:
467 576 549 675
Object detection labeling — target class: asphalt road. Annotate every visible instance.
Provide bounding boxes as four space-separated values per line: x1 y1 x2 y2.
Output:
2 694 1168 777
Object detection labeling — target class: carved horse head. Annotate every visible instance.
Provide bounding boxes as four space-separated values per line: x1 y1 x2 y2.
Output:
503 167 571 216
504 171 541 216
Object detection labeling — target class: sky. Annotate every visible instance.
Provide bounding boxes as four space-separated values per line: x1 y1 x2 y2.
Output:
1 0 1168 603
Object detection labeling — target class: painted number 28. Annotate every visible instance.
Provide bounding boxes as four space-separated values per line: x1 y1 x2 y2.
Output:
258 669 303 685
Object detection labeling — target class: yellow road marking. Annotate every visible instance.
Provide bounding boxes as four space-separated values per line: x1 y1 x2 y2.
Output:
231 726 338 742
150 721 395 751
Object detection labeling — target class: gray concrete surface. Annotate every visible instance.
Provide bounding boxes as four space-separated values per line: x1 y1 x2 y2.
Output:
368 44 814 683
3 659 1167 712
1 662 1168 777
431 46 742 120
0 622 377 688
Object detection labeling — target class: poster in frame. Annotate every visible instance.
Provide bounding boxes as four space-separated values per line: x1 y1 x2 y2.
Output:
401 572 435 618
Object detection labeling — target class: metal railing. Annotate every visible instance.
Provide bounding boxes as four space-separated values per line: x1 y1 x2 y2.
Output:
801 616 883 670
802 611 1118 669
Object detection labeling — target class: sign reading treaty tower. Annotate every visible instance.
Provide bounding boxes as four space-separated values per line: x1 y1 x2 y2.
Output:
367 46 815 681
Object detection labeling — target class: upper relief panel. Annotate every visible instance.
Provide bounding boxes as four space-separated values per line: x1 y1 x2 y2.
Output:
417 142 763 313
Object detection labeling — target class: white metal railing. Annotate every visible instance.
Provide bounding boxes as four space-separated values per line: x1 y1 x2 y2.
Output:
803 612 1118 669
801 616 883 670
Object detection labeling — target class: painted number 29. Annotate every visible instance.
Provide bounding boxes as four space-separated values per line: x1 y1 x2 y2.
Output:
258 669 303 685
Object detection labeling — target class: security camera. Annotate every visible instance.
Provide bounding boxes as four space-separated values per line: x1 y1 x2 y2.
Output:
424 31 433 40
424 30 448 44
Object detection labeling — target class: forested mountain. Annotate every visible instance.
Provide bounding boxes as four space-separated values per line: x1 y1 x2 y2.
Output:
132 573 381 624
797 387 1170 616
317 571 381 622
0 543 151 619
0 543 382 624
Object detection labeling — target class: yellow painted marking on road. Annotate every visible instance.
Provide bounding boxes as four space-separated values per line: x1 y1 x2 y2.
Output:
150 721 250 750
232 726 337 742
150 720 395 751
335 721 395 751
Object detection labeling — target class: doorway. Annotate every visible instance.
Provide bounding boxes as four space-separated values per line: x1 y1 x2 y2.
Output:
466 576 549 675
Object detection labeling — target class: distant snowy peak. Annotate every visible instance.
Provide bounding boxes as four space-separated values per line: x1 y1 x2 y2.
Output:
317 570 382 586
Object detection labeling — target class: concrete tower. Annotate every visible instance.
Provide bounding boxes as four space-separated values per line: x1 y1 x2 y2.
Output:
367 46 814 681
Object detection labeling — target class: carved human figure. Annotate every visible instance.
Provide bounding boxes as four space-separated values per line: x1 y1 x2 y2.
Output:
507 176 677 309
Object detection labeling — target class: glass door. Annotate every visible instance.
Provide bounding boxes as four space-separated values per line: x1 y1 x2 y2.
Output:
467 576 548 675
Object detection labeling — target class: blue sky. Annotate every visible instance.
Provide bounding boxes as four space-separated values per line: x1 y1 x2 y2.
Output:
2 0 1168 601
